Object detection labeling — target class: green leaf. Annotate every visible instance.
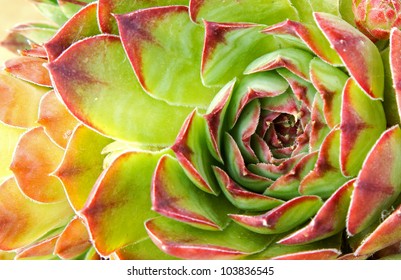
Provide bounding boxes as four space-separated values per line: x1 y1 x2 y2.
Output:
81 151 165 256
11 23 58 45
116 6 216 108
0 122 25 184
98 0 189 34
55 125 113 211
244 48 314 81
202 22 279 87
0 177 73 251
309 57 348 128
251 234 342 259
279 179 354 244
300 128 348 198
265 152 318 200
33 1 69 25
114 238 179 260
189 0 299 24
58 0 93 18
48 35 193 145
230 196 323 234
314 12 384 100
152 154 236 230
172 111 220 194
0 71 48 128
214 166 284 211
146 217 272 260
340 78 386 177
347 125 401 235
44 2 101 61
10 127 65 203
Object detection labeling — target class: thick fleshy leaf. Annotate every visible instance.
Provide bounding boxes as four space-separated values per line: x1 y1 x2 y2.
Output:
279 180 354 245
202 22 278 86
204 80 236 162
230 196 323 234
189 0 299 24
0 177 73 251
4 57 51 87
248 153 305 182
251 233 342 259
81 151 164 256
11 23 58 45
373 241 401 260
152 155 235 230
0 31 31 55
57 0 93 17
48 35 193 145
276 68 316 109
347 125 401 235
116 6 216 108
146 217 272 260
309 93 330 152
10 127 65 203
0 71 47 128
172 111 220 195
54 216 91 259
244 48 314 81
262 20 342 65
309 57 348 128
55 124 113 211
314 12 384 100
272 249 340 260
340 78 386 177
32 0 69 25
355 204 401 256
15 235 59 260
113 238 179 260
259 89 300 117
227 72 289 129
300 128 348 198
265 152 318 200
213 166 284 211
98 0 188 34
44 2 100 61
231 99 261 163
38 91 79 148
390 28 401 122
0 123 25 184
224 133 273 192
19 42 48 58
309 0 341 16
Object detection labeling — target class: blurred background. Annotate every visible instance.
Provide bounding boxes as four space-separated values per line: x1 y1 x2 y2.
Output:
0 0 44 61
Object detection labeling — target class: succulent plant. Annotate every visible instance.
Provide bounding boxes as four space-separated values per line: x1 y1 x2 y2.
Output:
353 0 401 40
1 0 401 260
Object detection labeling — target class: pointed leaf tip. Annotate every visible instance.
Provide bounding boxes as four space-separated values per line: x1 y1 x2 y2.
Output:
152 154 235 231
347 125 401 235
314 12 384 100
230 196 323 234
355 205 401 256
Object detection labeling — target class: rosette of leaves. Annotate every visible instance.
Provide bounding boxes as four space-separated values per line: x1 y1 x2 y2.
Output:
352 0 401 40
1 0 401 260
